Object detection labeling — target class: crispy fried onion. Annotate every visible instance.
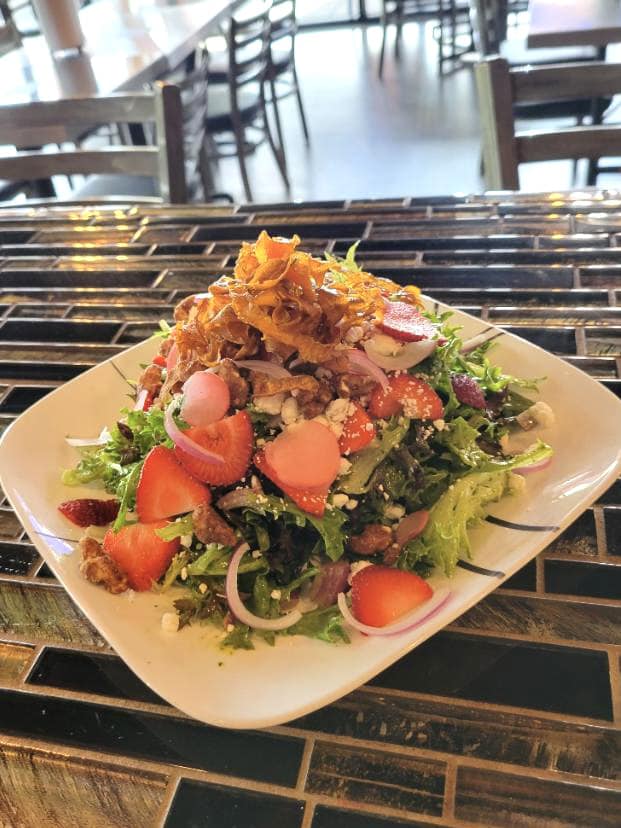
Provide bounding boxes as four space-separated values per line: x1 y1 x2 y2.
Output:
251 373 318 397
171 230 422 374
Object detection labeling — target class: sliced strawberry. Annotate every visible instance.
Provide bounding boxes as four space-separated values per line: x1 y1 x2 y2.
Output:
166 341 178 374
58 498 119 527
174 410 253 487
380 301 438 342
103 520 180 591
142 390 154 412
339 403 375 454
136 445 211 523
254 450 329 516
350 565 433 627
152 354 167 368
369 375 443 420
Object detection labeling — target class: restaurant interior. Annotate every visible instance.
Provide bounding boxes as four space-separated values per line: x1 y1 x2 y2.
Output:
0 2 620 827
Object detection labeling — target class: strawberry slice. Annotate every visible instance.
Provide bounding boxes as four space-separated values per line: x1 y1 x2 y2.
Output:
136 445 211 523
254 450 329 516
380 301 438 342
174 410 253 487
351 565 433 627
102 520 180 591
152 354 167 368
338 403 375 454
369 375 443 420
58 498 119 527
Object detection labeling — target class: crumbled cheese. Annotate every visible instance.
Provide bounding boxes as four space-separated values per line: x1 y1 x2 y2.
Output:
226 623 235 633
315 366 333 380
256 437 266 447
254 392 285 415
345 498 358 510
180 567 188 581
161 612 179 633
250 474 262 491
251 549 262 559
402 398 421 418
345 325 364 343
382 492 390 501
385 504 406 520
338 457 352 476
332 493 349 508
499 434 510 452
509 473 526 495
433 418 445 431
517 401 555 430
180 534 192 548
270 589 282 600
280 396 299 425
198 582 208 594
348 560 372 584
329 421 344 438
313 414 331 429
326 397 351 424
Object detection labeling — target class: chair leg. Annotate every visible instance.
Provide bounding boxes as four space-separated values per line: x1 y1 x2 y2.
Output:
269 77 287 160
378 14 388 78
292 66 310 145
231 120 253 202
262 94 290 190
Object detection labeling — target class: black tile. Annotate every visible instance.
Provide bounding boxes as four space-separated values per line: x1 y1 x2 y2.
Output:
598 481 621 507
165 780 305 828
369 631 613 720
193 222 366 242
0 270 161 288
28 648 164 705
0 319 120 343
239 199 346 212
0 689 304 786
0 385 54 413
35 561 55 578
502 559 536 591
546 510 598 557
0 361 90 381
0 244 150 257
504 326 577 353
372 266 574 289
601 378 621 398
0 541 38 575
544 560 621 600
312 805 434 828
604 507 621 554
151 243 209 255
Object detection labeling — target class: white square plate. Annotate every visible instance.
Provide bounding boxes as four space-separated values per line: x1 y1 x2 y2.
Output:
1 299 620 729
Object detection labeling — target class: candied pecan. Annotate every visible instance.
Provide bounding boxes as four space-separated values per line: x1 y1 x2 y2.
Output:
218 358 249 408
349 524 394 556
159 336 174 357
174 294 196 323
78 537 128 594
138 363 163 395
296 379 333 418
193 502 238 547
336 372 378 399
382 542 401 566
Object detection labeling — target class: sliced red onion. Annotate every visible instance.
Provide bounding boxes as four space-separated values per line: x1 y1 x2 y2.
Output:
363 337 436 371
164 400 225 465
181 371 230 427
460 331 496 354
513 456 553 475
233 359 291 379
337 587 451 636
216 487 257 510
309 561 351 608
66 427 110 448
345 349 389 390
226 543 302 631
395 510 430 548
133 389 149 411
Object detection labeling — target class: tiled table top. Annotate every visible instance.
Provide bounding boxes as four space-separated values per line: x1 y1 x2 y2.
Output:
0 192 619 827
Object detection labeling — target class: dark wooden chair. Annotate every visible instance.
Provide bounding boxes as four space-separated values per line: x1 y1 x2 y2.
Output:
0 82 187 203
266 0 309 148
205 0 288 202
475 57 621 190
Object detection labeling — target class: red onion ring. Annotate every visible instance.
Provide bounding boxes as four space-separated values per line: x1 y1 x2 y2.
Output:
164 400 225 465
337 587 451 636
233 359 291 379
226 543 303 631
513 456 553 475
133 389 149 411
345 349 389 390
363 337 436 371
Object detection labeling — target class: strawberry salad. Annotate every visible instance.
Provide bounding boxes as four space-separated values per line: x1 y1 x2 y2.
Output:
60 232 554 649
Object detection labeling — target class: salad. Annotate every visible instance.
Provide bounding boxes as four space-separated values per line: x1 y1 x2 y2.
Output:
59 232 554 650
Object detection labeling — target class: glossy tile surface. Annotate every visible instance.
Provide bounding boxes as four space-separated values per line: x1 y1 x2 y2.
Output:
0 193 619 825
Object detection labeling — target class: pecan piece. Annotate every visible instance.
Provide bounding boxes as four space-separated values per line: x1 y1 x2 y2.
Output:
349 524 394 556
218 357 249 408
78 536 128 594
192 502 238 547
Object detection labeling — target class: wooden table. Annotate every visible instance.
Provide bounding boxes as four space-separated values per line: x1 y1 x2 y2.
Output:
528 0 621 49
0 192 619 827
1 0 237 104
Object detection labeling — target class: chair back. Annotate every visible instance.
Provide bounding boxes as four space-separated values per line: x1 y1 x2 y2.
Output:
227 0 271 110
475 56 621 189
470 0 507 55
0 82 186 202
269 0 296 67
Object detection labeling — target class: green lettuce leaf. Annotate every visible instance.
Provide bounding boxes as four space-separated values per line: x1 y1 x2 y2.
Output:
286 606 349 643
340 417 410 495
